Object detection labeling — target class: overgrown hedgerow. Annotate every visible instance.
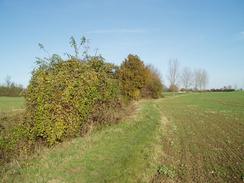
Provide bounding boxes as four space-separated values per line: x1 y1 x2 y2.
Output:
0 112 32 164
142 65 163 99
25 56 121 145
0 37 164 165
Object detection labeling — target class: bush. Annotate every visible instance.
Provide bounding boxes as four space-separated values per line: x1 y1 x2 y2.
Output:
25 56 121 145
25 53 163 146
116 55 163 100
116 55 147 100
0 37 164 166
85 58 123 129
141 65 163 98
0 112 32 164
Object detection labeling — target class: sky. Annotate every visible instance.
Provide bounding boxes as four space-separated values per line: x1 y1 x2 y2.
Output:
0 0 244 89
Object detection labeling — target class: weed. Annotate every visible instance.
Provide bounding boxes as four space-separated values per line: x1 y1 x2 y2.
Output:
157 164 176 178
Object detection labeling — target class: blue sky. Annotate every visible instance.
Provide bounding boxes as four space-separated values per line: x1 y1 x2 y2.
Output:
0 0 244 88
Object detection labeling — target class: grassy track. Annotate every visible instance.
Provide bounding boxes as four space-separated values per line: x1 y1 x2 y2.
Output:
153 92 244 183
0 97 25 112
2 101 163 183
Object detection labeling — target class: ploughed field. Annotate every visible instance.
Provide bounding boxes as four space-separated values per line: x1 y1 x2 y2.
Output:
1 92 244 182
153 92 244 183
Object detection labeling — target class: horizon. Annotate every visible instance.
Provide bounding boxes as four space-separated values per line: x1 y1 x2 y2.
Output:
0 0 244 89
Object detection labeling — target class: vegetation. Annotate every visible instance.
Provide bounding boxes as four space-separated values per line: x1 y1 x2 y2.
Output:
2 36 242 183
0 113 29 165
116 54 163 100
0 97 25 112
152 92 244 183
25 39 163 146
1 100 163 182
2 92 243 182
0 98 26 165
0 37 164 166
166 59 209 91
0 76 24 97
116 54 147 100
25 56 121 145
141 65 163 99
167 59 180 92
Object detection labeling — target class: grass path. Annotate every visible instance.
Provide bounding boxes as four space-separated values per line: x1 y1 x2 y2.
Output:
2 100 164 183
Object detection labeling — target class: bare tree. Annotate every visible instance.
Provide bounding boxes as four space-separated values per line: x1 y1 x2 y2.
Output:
5 75 11 87
181 67 193 89
194 69 208 90
167 59 180 91
201 69 208 90
194 69 201 90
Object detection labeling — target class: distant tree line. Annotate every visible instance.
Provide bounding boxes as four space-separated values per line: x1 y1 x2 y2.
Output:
166 59 241 92
209 88 235 92
0 76 24 97
166 59 209 92
208 85 240 92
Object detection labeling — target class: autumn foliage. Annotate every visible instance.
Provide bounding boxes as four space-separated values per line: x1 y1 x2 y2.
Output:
142 65 163 98
1 39 164 152
25 57 121 145
116 55 163 100
0 38 164 166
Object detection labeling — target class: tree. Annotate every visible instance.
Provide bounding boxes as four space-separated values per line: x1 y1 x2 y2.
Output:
200 69 208 90
116 54 147 100
167 59 180 92
194 69 208 90
0 76 24 96
141 65 163 98
181 67 193 89
5 75 12 87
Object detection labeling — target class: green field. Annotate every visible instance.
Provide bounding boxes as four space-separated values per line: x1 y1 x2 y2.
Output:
1 92 244 182
0 97 25 112
153 92 244 183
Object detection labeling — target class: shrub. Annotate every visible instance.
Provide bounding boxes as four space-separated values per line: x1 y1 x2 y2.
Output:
24 41 163 145
116 55 163 100
157 165 176 178
25 56 121 145
141 65 163 98
168 84 178 92
0 113 32 164
0 37 164 166
85 57 122 128
116 54 147 100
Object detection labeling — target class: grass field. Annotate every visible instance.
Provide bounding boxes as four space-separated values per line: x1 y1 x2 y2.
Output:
1 92 244 182
0 97 25 112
